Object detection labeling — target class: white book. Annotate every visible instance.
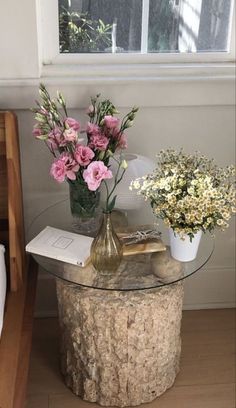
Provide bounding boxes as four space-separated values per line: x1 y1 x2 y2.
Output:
26 226 93 267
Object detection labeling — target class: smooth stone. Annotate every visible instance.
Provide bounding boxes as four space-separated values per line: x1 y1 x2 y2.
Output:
150 247 184 282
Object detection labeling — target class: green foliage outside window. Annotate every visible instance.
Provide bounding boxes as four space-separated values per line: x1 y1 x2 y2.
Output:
59 8 112 53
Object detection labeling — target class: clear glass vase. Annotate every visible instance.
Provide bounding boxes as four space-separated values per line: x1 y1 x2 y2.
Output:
90 212 123 274
69 180 101 237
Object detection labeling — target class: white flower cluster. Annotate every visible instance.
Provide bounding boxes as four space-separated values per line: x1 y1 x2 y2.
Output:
130 149 236 239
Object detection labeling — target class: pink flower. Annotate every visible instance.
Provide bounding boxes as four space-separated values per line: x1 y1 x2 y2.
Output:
32 127 43 138
50 152 80 182
117 133 128 149
83 161 112 191
86 122 100 135
103 115 119 129
89 134 109 151
74 145 95 166
86 105 96 116
65 117 80 131
63 128 78 143
110 126 120 138
48 127 65 148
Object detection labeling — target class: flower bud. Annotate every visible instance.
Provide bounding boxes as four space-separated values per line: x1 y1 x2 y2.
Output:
57 92 66 105
126 120 133 128
86 105 96 116
106 149 114 158
35 113 46 123
121 159 128 170
98 151 105 160
112 108 120 114
128 113 135 121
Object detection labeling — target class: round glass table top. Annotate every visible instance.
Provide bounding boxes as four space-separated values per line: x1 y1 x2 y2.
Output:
27 199 214 291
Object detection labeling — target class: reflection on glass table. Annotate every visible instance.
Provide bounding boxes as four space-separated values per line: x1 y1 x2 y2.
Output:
27 198 214 291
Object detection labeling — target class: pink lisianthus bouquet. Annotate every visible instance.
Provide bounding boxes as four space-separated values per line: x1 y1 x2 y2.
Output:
32 84 138 211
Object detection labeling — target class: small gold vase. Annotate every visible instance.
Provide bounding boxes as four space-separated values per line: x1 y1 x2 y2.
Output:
90 212 123 273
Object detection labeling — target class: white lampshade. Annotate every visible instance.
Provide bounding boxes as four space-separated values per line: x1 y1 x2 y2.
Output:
106 153 155 211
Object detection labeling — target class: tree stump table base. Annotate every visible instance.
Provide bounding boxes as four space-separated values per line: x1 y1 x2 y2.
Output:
56 279 184 407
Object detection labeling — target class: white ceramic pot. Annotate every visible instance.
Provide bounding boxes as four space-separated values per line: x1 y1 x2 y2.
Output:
0 244 6 336
169 229 202 262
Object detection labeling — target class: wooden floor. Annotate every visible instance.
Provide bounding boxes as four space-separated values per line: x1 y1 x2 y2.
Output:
26 309 235 408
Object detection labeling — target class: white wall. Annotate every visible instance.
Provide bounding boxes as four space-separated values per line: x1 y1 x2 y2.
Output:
0 0 40 79
0 0 235 316
17 103 235 316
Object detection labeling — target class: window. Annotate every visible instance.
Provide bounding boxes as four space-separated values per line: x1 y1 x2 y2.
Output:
58 0 234 55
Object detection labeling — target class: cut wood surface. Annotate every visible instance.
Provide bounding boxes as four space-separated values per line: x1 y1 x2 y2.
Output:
122 239 166 256
116 225 166 255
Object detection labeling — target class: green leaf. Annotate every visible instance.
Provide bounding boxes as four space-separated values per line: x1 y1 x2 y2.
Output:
107 195 117 212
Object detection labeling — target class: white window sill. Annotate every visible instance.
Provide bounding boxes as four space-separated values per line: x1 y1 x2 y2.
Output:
41 62 235 83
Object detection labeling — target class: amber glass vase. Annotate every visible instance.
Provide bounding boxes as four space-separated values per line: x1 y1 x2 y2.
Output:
90 212 123 273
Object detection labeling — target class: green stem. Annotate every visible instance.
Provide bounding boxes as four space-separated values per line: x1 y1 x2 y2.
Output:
43 140 56 158
62 102 68 117
105 164 126 209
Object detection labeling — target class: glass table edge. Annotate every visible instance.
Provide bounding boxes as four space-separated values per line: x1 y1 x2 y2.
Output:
32 238 214 292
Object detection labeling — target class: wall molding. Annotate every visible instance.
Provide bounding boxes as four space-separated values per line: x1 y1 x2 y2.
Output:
0 67 235 110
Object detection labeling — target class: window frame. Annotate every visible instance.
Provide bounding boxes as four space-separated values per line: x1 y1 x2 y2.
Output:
41 0 235 69
0 0 234 109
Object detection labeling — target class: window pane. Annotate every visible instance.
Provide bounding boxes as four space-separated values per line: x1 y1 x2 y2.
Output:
148 0 232 53
59 0 233 54
59 0 142 53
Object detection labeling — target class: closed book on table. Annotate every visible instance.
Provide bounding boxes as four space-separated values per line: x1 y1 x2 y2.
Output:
26 226 93 267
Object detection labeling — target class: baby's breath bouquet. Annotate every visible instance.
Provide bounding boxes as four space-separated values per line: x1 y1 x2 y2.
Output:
131 149 235 240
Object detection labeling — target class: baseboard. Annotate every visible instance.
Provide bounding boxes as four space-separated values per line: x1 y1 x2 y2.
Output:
183 302 236 310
